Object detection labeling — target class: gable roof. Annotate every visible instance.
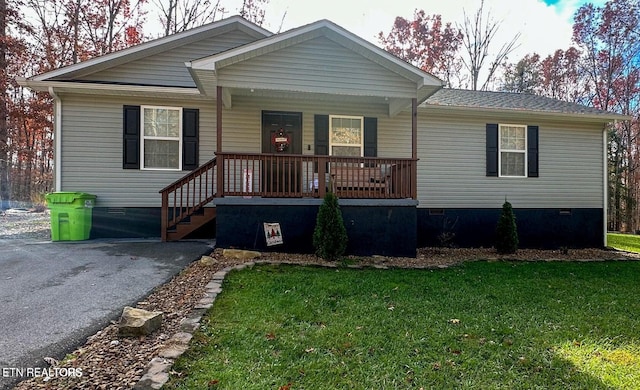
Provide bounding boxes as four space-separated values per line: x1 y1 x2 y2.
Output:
186 19 442 115
425 89 629 122
189 19 442 90
32 16 271 82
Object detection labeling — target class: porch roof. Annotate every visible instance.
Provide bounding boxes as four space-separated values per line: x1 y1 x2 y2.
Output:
187 19 443 116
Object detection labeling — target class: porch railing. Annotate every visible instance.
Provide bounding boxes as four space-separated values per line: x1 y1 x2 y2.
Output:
215 152 417 200
159 157 217 241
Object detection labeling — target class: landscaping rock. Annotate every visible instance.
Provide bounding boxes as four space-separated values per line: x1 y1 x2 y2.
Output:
118 307 163 337
223 249 261 260
134 357 172 389
199 255 216 266
157 333 193 359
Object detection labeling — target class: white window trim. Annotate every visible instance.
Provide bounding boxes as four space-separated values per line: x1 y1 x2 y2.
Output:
140 105 182 171
498 123 527 178
328 115 364 157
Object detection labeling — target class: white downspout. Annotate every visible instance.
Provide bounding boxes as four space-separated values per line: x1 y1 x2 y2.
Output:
603 124 609 247
48 87 62 191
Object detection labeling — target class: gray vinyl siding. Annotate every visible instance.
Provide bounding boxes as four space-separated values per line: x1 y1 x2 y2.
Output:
80 30 257 87
221 95 404 156
59 94 403 208
217 37 417 98
60 95 216 208
217 96 406 195
417 114 604 209
59 92 603 210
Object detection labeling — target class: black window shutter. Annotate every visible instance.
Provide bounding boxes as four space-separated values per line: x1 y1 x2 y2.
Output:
182 108 199 170
486 123 498 177
314 115 329 155
314 114 329 173
527 125 539 177
123 105 140 169
364 117 378 157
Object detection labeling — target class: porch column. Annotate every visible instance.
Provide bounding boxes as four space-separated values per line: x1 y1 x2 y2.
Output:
216 86 222 153
411 98 418 199
216 86 223 196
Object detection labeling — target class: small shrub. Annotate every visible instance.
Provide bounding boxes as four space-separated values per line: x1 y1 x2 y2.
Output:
495 200 518 254
31 192 48 212
437 216 459 248
313 192 348 261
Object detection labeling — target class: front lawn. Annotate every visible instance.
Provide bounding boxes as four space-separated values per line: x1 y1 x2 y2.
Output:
608 233 640 253
168 261 640 389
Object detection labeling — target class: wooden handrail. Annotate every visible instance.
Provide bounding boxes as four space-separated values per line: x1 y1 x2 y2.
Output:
159 157 217 241
216 152 417 200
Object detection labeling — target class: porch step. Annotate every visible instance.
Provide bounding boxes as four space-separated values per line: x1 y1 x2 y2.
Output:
166 208 217 241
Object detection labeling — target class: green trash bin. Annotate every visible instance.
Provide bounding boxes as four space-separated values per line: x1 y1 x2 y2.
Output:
45 192 97 241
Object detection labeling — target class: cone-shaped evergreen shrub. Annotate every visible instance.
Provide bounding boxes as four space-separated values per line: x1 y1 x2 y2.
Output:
313 192 348 261
495 200 518 254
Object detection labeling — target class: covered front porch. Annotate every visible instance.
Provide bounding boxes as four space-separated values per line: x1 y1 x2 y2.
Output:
160 19 442 246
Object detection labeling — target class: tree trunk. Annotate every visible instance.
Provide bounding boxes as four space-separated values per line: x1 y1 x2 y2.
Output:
0 0 11 210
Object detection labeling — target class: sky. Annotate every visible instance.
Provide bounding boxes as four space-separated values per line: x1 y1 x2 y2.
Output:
245 0 607 61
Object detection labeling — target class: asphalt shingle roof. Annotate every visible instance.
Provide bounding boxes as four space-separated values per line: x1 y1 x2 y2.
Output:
425 88 623 118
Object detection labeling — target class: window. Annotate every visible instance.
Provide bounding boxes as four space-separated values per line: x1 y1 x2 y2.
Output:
329 115 363 156
499 124 527 177
123 106 199 171
141 106 182 170
486 123 538 178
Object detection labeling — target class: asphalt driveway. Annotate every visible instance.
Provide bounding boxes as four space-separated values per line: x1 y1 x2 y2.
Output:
0 238 212 390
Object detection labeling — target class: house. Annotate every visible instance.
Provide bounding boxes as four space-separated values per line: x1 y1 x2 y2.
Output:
18 16 626 257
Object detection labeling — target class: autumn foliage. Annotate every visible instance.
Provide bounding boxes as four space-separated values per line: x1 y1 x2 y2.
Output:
381 0 640 233
0 0 270 207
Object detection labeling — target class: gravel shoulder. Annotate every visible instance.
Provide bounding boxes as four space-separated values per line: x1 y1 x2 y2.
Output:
3 211 637 389
1 210 51 241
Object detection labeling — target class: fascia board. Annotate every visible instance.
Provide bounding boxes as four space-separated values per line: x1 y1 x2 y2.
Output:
421 104 631 123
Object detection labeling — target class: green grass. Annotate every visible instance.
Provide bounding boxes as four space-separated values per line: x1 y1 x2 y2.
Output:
167 262 640 389
608 233 640 253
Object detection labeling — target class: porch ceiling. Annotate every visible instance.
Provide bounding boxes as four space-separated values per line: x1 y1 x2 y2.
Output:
187 71 422 116
188 72 440 117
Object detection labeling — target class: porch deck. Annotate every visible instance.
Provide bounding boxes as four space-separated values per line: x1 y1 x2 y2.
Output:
160 153 417 240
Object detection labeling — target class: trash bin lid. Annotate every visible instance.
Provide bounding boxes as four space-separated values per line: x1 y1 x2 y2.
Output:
45 192 97 204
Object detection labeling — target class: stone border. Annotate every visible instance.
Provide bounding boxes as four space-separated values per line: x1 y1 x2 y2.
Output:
132 258 381 389
133 261 255 389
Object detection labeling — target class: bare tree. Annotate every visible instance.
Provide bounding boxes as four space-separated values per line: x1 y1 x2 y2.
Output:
459 0 520 90
239 0 267 26
153 0 226 36
0 0 9 209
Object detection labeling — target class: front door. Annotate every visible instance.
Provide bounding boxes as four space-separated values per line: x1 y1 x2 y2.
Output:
261 111 302 195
